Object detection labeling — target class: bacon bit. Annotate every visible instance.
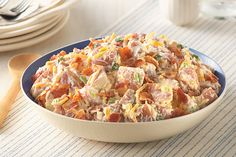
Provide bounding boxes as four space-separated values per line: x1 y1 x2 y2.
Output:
97 90 115 98
134 59 145 67
168 43 183 58
37 93 46 107
144 75 154 83
81 67 93 76
74 56 82 64
139 92 154 104
95 39 104 43
88 41 94 49
51 84 69 98
72 92 82 102
75 109 86 120
109 112 121 122
142 104 152 117
176 88 188 104
115 82 129 96
59 51 67 56
121 58 136 67
118 47 132 61
116 86 128 96
31 71 43 82
50 51 67 61
115 81 128 89
144 55 159 68
205 73 218 83
171 108 185 117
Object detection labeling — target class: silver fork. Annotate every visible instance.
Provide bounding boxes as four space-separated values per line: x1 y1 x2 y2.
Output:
0 0 31 17
0 0 8 8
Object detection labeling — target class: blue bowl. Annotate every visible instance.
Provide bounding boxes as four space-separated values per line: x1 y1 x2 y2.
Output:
21 39 226 143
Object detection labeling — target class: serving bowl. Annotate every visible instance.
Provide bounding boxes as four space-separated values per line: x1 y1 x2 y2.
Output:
21 39 226 143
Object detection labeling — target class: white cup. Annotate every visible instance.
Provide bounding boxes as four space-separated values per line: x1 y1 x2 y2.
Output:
159 0 200 26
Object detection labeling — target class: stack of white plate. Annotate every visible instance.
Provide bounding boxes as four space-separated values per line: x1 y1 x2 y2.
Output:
0 0 76 52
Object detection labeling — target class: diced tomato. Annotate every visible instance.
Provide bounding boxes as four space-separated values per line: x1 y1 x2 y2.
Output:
118 47 132 61
50 84 69 98
109 112 121 122
176 88 188 104
81 67 93 76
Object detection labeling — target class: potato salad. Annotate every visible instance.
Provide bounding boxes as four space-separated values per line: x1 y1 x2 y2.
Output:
31 33 221 122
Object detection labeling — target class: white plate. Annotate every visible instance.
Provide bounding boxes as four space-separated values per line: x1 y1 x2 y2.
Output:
0 11 69 52
0 12 66 45
0 0 77 34
0 14 62 39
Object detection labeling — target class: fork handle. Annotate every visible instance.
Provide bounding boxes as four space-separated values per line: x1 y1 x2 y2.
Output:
0 78 20 128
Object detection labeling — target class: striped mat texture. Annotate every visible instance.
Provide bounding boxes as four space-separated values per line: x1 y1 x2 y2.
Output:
1 0 236 156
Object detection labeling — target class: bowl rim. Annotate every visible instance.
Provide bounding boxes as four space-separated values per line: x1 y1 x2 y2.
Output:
21 38 227 125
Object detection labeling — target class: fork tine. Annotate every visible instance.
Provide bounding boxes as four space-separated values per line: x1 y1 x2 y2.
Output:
11 0 31 13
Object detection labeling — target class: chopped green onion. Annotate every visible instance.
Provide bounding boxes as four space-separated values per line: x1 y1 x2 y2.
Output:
79 76 87 84
89 90 96 98
108 97 116 104
112 62 119 70
93 44 98 48
183 62 189 68
177 44 183 49
134 73 141 83
192 54 200 60
154 54 162 61
189 106 198 113
115 37 123 42
58 56 65 63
